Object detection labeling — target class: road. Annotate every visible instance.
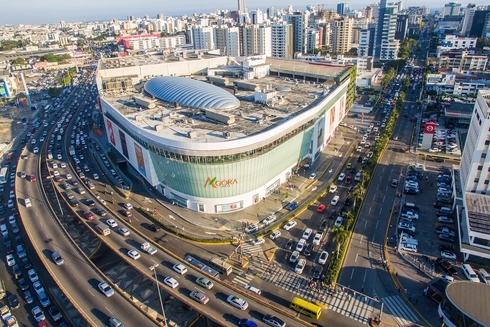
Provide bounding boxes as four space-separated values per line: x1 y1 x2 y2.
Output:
15 82 155 326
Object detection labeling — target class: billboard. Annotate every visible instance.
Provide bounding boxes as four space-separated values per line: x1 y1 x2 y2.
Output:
10 63 34 72
424 122 436 134
119 131 128 158
134 144 146 176
106 119 116 146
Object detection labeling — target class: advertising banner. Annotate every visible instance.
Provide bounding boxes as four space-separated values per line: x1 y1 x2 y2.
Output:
424 122 436 134
134 144 146 176
119 131 128 158
106 119 116 146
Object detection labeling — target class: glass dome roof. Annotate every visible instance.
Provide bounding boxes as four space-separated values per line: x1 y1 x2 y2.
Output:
144 76 240 110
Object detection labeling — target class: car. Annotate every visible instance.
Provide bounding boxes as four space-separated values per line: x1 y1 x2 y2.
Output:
38 291 51 307
313 264 323 279
123 203 133 210
196 277 214 289
319 220 328 231
86 199 96 206
127 250 141 260
318 251 329 265
436 226 456 237
295 258 306 274
96 209 107 217
5 244 14 255
149 224 160 232
245 224 259 234
33 281 45 294
69 199 79 207
226 295 248 310
263 314 286 327
439 233 456 243
329 185 338 193
7 199 14 209
344 197 352 206
118 227 130 236
163 277 179 288
400 243 418 252
93 173 99 180
436 257 458 275
440 244 455 252
48 306 62 321
313 232 323 245
270 230 281 240
338 173 346 181
289 250 299 263
285 201 298 211
441 251 456 260
31 306 45 322
33 147 39 154
77 188 85 195
285 239 294 250
302 228 313 239
98 281 114 297
173 263 187 275
283 220 297 231
189 290 210 304
106 219 118 228
6 254 15 267
84 211 94 220
28 269 39 283
401 211 419 220
317 204 326 213
304 243 313 257
296 239 306 252
438 216 454 224
123 210 132 217
20 171 26 179
252 238 265 246
9 191 15 199
334 216 343 227
7 294 19 310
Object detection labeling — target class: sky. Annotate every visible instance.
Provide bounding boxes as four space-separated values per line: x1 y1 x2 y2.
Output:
1 0 453 25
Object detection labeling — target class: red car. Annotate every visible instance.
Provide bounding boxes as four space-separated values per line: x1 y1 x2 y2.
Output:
29 175 37 182
345 176 352 184
84 211 94 220
123 210 132 217
317 204 326 213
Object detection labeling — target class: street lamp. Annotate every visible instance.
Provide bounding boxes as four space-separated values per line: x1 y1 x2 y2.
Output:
149 263 168 327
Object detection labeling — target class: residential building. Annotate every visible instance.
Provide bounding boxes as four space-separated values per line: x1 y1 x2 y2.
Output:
271 23 294 59
307 29 322 53
358 26 376 57
241 25 271 57
373 0 400 60
192 26 216 50
238 0 246 14
461 4 476 36
330 17 353 54
469 10 490 37
438 49 488 72
425 72 490 97
395 14 408 40
284 12 309 54
436 35 477 57
441 2 462 17
337 3 351 15
215 26 240 56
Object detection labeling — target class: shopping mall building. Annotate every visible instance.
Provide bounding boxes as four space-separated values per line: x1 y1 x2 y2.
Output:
95 53 356 213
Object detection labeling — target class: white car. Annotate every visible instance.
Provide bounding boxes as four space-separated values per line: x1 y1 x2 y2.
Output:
318 251 329 265
226 295 248 310
400 243 418 252
338 173 346 181
312 232 323 245
172 263 188 275
329 185 337 193
118 227 130 236
302 228 313 240
429 148 441 153
283 220 297 231
438 216 454 224
252 238 265 246
6 254 15 267
440 251 456 260
106 219 118 228
401 211 419 220
31 306 45 322
65 174 72 180
9 191 14 199
127 250 141 260
28 269 39 283
356 146 362 152
123 203 133 210
8 216 15 224
262 214 276 226
309 173 317 179
269 230 281 240
7 199 14 208
295 259 306 274
98 281 114 297
296 239 306 252
163 277 179 289
33 281 45 295
93 173 99 180
289 250 299 263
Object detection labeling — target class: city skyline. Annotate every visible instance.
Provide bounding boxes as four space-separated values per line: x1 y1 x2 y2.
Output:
0 0 460 25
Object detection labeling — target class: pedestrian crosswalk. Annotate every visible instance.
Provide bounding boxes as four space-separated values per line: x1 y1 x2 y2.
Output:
240 243 263 256
381 295 419 326
230 258 377 324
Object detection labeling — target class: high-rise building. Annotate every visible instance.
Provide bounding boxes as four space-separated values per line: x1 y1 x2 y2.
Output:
395 14 408 40
215 26 240 56
458 90 490 260
369 3 380 21
250 9 264 24
373 0 400 60
271 23 294 59
358 27 376 56
330 17 353 54
469 10 490 37
337 3 351 15
267 7 275 19
441 2 461 17
238 0 246 14
241 25 271 57
307 29 322 53
157 13 164 19
284 12 309 54
461 4 476 36
191 26 216 50
365 6 373 20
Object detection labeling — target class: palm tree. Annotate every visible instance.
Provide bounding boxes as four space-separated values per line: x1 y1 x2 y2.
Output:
352 185 366 208
344 211 355 231
332 225 349 257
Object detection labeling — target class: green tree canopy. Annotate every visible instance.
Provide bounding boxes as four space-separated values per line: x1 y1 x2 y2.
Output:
476 37 490 49
0 40 26 51
11 58 25 64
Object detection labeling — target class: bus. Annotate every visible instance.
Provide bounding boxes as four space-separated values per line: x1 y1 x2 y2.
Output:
184 255 220 279
0 167 8 184
290 297 322 319
208 257 233 276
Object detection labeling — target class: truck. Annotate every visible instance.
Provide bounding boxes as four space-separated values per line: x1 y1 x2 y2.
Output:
141 242 157 255
95 223 110 236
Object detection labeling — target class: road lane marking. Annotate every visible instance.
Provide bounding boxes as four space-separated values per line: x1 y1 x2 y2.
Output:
350 268 355 280
355 253 358 262
364 220 368 227
375 220 379 229
382 195 385 202
360 235 364 243
379 207 382 214
363 270 367 283
367 207 371 214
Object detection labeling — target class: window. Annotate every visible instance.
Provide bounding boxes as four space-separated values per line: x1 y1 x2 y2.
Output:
482 153 487 159
478 166 483 171
485 140 490 146
474 178 479 183
484 180 489 185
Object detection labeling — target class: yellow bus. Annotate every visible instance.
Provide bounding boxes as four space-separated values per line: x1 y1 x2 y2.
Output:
290 297 322 319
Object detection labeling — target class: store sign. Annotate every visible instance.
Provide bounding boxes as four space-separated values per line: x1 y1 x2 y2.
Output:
424 122 436 134
204 177 238 188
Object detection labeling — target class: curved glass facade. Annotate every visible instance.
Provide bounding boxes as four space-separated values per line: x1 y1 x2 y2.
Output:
144 76 240 110
439 300 485 327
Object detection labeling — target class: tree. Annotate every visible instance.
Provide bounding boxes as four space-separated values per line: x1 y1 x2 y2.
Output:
476 37 490 49
332 225 349 257
347 47 358 56
11 58 25 64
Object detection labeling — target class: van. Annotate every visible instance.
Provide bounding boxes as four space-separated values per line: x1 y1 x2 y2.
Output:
95 223 111 236
477 268 490 285
403 203 420 211
244 285 262 295
331 195 340 206
462 264 479 282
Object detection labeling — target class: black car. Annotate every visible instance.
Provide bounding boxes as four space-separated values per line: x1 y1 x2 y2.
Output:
96 209 107 217
285 239 294 250
329 210 337 219
149 224 160 232
439 233 455 243
17 277 29 290
304 244 313 257
404 189 418 195
69 199 79 207
357 156 363 163
86 199 96 206
319 220 328 231
439 244 455 252
14 235 23 246
313 265 323 279
8 294 20 310
344 197 352 206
